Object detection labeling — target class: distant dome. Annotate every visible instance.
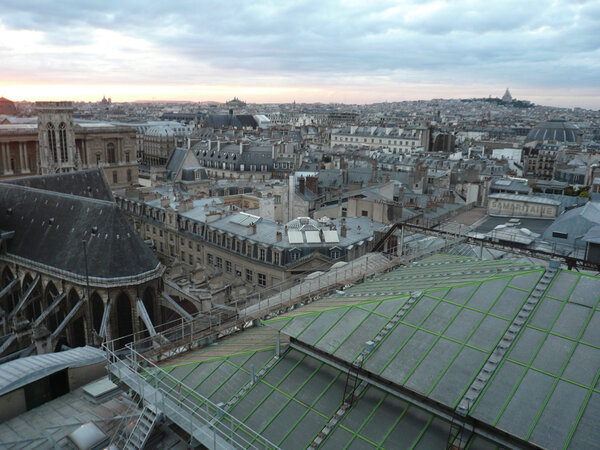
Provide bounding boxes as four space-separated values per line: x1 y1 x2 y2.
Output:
526 119 579 144
0 97 17 115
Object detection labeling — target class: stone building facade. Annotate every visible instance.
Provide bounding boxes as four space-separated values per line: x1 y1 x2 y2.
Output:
115 192 381 291
0 102 138 188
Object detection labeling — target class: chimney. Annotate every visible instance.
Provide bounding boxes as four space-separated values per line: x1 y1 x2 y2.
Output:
160 196 170 208
306 175 318 194
299 176 306 194
248 222 257 235
341 224 347 238
276 231 282 242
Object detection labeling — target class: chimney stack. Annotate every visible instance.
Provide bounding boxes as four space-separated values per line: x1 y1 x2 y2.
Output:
248 222 257 235
341 224 347 238
160 196 170 208
276 231 282 242
299 176 306 194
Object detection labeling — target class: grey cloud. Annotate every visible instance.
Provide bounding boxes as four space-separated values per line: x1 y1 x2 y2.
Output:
0 0 599 92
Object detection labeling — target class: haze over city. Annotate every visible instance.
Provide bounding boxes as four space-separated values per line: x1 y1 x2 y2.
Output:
1 0 599 108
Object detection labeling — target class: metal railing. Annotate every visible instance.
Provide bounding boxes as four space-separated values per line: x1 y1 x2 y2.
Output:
0 253 164 288
107 253 398 360
103 341 280 449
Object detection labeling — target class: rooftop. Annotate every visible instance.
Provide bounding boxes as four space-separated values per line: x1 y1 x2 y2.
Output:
149 254 600 449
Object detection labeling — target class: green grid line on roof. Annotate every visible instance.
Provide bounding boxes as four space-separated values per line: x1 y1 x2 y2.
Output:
470 269 600 449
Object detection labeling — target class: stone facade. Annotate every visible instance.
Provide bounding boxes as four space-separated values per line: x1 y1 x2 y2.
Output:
0 102 138 188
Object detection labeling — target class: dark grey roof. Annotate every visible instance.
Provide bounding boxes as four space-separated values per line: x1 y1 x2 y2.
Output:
526 119 580 143
203 114 257 129
0 183 160 281
166 147 187 180
5 169 113 201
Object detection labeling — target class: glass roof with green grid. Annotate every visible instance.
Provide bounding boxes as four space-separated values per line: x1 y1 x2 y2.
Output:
151 255 600 449
157 346 503 449
470 269 600 449
266 256 544 411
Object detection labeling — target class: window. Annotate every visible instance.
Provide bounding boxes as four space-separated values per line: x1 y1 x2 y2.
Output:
246 269 253 282
112 171 118 184
361 210 369 217
107 143 116 164
258 273 266 287
189 254 193 264
125 151 130 163
236 241 241 252
274 252 280 265
160 230 163 237
59 123 68 162
331 250 340 259
127 169 132 182
181 252 185 260
236 267 242 277
188 240 192 249
47 123 57 163
226 260 232 272
552 231 568 239
216 257 222 268
146 224 150 231
207 254 213 265
291 251 299 261
259 248 266 261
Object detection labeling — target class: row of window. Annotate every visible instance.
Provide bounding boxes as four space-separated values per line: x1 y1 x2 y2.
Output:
334 135 418 146
111 169 133 184
207 253 267 286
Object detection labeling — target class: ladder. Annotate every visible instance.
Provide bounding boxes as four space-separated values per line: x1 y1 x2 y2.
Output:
123 404 161 450
342 362 362 406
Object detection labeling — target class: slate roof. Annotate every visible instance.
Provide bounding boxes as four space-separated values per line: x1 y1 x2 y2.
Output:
0 183 161 281
165 147 188 181
543 202 600 246
203 114 258 129
5 169 113 202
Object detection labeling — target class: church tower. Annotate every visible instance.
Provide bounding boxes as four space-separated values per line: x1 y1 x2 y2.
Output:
502 88 513 103
36 101 77 174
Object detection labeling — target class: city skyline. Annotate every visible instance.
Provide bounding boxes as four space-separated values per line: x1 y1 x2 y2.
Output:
1 0 599 108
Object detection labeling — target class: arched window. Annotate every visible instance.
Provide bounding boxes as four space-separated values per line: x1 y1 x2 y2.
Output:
107 143 116 163
47 123 57 163
58 122 68 162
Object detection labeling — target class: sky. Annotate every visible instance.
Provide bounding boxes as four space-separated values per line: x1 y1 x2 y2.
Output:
0 0 599 108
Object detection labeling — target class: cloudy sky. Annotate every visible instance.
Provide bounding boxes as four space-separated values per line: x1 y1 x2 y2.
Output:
1 0 599 107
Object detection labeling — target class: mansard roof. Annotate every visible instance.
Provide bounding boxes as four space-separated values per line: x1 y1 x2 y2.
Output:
0 182 161 283
5 168 114 202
